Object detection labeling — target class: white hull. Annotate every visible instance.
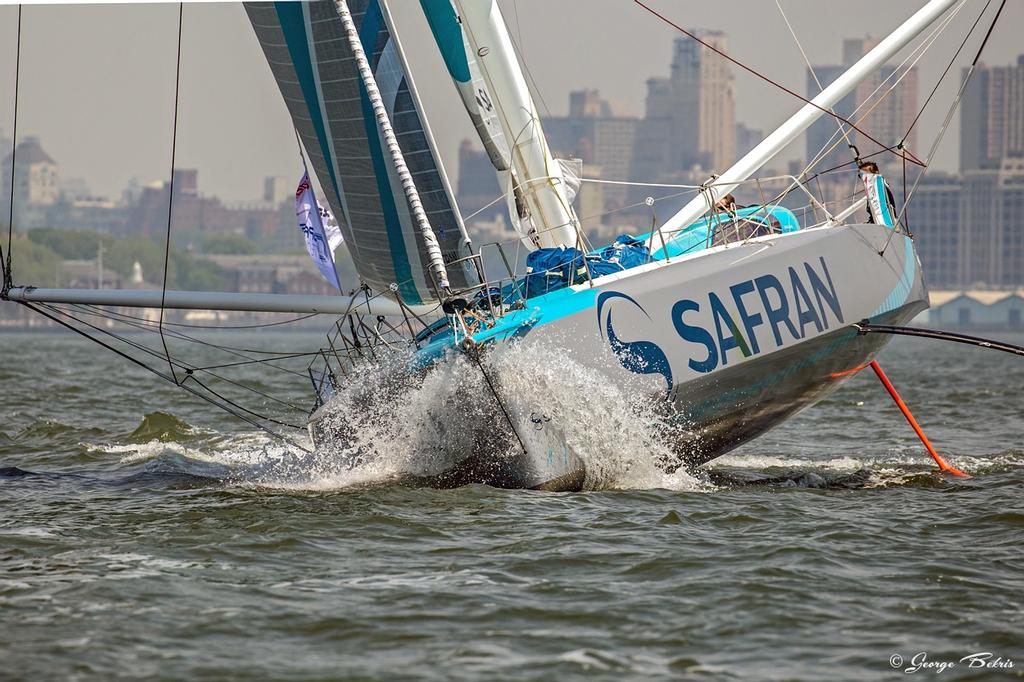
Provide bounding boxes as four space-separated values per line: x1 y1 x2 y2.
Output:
311 224 927 490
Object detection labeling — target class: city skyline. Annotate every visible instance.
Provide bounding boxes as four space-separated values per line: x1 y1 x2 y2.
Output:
1 1 1022 204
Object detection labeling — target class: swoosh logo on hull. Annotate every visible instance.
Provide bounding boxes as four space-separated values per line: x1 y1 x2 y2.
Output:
596 291 673 394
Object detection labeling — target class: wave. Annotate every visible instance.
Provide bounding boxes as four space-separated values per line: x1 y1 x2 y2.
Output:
300 340 707 492
76 433 1024 493
71 341 704 492
709 448 1024 488
122 411 211 444
72 348 1023 494
15 419 106 441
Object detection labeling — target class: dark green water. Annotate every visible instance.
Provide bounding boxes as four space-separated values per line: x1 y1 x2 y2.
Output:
1 330 1022 681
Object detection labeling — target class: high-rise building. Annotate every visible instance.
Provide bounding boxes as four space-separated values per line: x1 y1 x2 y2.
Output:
263 176 293 207
806 37 918 176
0 127 10 225
842 36 881 67
912 157 1024 288
569 89 611 119
629 34 736 214
806 65 858 172
172 168 198 198
632 77 673 186
545 90 638 212
735 123 763 159
911 173 961 288
0 128 10 168
960 55 1024 172
961 156 1024 287
669 32 735 173
123 169 286 242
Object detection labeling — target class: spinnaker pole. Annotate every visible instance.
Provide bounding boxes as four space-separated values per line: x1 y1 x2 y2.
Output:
658 0 962 235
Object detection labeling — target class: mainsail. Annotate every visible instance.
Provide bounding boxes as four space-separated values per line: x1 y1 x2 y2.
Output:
244 0 475 304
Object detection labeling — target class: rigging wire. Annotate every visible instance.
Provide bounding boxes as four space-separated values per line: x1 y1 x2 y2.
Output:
38 302 313 414
41 303 310 412
507 0 552 119
905 0 994 139
2 4 22 293
22 302 312 450
797 2 964 179
114 315 311 375
802 0 969 183
158 2 185 385
775 0 948 219
0 3 434 450
31 301 312 434
882 0 1007 252
64 304 318 377
968 0 1008 71
73 304 322 330
632 0 925 168
775 0 855 161
463 341 528 456
765 1 973 216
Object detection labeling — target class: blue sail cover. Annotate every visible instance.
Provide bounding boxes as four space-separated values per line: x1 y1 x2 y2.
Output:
244 0 474 304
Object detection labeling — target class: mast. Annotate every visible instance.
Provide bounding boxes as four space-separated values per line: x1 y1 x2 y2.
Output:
452 0 580 249
333 0 452 293
659 0 961 235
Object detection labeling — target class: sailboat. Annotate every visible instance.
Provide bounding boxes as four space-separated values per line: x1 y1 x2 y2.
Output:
5 0 972 490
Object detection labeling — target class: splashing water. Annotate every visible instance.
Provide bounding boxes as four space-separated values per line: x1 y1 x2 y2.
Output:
484 339 705 491
277 339 709 492
87 337 1020 494
96 339 709 492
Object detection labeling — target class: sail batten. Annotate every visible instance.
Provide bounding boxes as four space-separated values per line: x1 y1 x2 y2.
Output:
245 0 474 304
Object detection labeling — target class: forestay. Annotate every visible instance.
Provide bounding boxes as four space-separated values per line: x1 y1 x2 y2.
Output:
244 0 475 305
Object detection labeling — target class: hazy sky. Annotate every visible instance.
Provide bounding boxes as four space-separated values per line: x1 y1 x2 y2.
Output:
1 0 1021 203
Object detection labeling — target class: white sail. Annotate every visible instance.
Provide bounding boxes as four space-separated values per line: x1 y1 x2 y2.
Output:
421 0 580 249
420 0 511 172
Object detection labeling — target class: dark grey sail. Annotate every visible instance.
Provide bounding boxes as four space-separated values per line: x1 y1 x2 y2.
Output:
244 0 474 305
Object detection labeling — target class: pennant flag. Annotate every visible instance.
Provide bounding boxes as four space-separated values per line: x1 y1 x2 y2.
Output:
296 171 343 289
